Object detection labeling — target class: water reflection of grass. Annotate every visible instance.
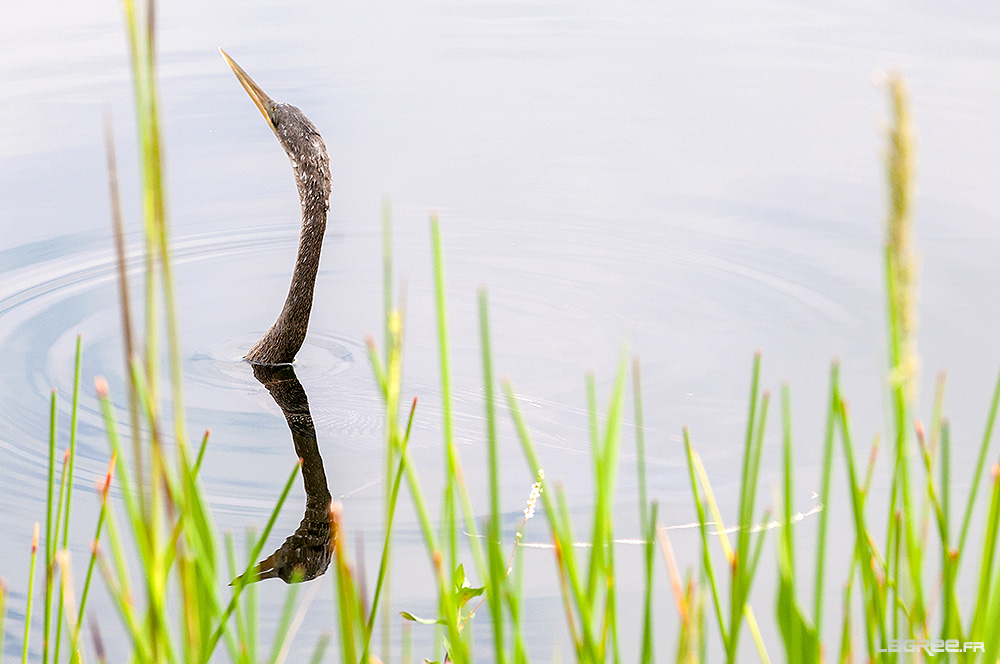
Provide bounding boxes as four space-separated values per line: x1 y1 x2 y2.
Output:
4 3 1000 664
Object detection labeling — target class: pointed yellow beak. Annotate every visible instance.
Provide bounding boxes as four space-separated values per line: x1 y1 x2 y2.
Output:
220 48 276 127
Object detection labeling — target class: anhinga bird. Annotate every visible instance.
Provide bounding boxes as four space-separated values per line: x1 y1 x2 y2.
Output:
221 49 331 366
221 50 336 585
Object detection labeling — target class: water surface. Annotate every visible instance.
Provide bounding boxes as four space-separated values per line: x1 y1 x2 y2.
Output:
4 0 1000 660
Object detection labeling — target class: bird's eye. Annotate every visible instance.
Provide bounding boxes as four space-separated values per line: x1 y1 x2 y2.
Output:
270 109 280 127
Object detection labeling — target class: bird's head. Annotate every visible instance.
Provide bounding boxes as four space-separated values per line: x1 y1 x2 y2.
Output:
220 48 330 202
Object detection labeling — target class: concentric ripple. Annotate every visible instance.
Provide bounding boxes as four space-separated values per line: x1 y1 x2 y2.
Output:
0 225 375 509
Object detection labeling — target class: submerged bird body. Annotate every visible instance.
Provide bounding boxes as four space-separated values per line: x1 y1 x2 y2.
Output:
222 50 331 365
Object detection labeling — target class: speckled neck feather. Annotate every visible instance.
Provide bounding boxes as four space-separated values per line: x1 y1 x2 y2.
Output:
245 103 331 366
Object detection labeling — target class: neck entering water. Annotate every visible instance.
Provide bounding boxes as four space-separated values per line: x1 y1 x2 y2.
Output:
245 185 328 366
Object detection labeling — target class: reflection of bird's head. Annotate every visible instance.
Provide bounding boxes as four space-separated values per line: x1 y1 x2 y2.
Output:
220 48 331 206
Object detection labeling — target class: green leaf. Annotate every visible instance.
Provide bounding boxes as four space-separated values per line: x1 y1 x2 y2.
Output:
400 611 444 626
777 565 819 663
457 585 486 610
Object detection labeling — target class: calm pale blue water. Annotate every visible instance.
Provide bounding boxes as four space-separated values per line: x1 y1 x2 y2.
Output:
4 0 1000 660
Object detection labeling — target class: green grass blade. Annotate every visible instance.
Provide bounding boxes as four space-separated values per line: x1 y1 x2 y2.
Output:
207 461 302 656
49 449 69 664
969 464 1000 643
813 362 838 632
479 288 506 664
507 535 530 664
733 357 767 663
51 335 82 664
585 370 603 614
193 429 210 476
640 502 657 664
224 534 251 663
732 355 763 657
777 474 819 664
22 524 39 664
176 443 218 586
941 419 951 538
984 530 1000 661
379 200 395 664
398 435 441 557
93 378 146 587
428 227 491 641
61 335 83 548
245 530 259 664
503 379 596 656
959 366 1000 558
430 216 459 577
426 226 493 662
781 385 794 582
552 484 593 660
602 351 629 661
104 113 144 522
587 373 599 462
69 458 114 664
938 421 964 641
737 353 762 538
776 383 820 664
605 536 621 664
309 631 331 664
94 549 153 662
837 396 885 660
267 576 303 664
43 390 57 664
682 429 727 648
587 349 628 648
362 404 414 663
915 420 949 550
633 357 649 534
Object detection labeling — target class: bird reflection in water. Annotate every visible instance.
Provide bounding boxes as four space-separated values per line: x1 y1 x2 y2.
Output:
232 364 334 585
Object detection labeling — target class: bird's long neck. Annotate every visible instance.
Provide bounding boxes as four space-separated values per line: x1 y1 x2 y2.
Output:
246 147 330 366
